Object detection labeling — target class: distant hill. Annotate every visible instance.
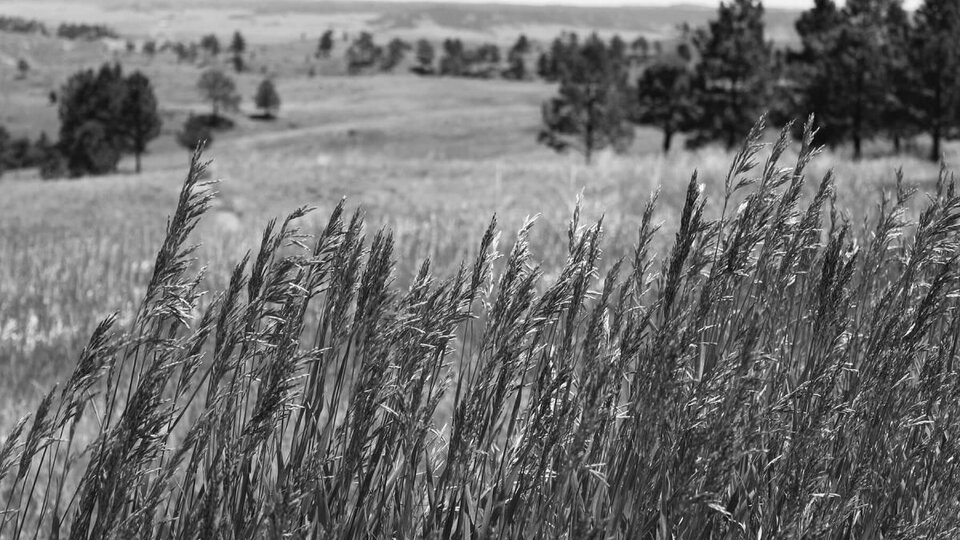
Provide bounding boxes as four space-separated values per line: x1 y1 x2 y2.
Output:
0 0 802 45
256 1 802 43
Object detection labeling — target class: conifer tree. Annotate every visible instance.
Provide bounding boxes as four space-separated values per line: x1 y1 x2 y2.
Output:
687 0 771 149
633 63 697 152
317 30 335 58
119 71 161 173
229 31 246 72
909 0 960 160
58 63 127 176
414 39 435 73
254 78 281 119
538 34 633 164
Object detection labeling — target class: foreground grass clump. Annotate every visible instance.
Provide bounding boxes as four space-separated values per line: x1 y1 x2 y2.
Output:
2 120 960 539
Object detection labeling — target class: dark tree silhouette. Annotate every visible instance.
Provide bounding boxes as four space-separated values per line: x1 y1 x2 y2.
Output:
200 34 220 56
538 34 633 164
58 63 127 176
177 115 214 151
909 0 960 160
345 32 382 74
687 0 771 149
118 71 161 174
254 78 281 119
382 38 411 71
229 31 246 72
633 63 698 152
414 39 435 74
317 30 335 58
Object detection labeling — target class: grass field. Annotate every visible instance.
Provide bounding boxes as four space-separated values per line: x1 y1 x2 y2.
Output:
2 7 960 536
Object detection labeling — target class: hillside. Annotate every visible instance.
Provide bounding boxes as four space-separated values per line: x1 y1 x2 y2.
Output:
0 0 803 44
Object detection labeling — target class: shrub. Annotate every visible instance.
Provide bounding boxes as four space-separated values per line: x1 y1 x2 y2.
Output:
176 115 214 150
2 120 960 538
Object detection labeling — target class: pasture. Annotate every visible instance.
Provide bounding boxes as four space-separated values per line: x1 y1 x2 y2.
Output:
2 3 960 536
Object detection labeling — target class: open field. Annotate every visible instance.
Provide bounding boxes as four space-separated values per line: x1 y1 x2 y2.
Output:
3 3 960 536
2 22 958 411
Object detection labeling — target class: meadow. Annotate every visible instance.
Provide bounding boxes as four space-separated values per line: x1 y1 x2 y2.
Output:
2 7 960 536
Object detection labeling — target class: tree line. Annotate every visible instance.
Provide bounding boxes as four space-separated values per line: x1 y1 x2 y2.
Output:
539 0 960 162
0 60 284 179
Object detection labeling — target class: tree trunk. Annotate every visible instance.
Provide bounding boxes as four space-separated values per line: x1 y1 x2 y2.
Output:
931 124 942 162
931 79 943 162
662 129 673 153
853 65 864 161
135 150 142 174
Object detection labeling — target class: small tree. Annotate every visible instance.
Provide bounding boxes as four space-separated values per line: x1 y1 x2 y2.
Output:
538 34 633 164
197 68 240 121
382 38 411 71
414 39 435 74
254 78 281 119
317 30 335 58
229 30 246 56
119 71 162 173
200 34 220 56
143 40 156 56
345 32 382 74
439 38 466 76
504 34 530 80
230 31 246 72
633 63 697 152
16 58 29 79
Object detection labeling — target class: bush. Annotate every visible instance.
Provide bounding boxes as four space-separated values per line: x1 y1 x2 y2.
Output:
176 115 214 150
3 119 960 537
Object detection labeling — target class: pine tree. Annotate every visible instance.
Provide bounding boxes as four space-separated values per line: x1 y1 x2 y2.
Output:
317 30 335 58
633 62 697 152
505 34 530 80
229 30 246 56
791 0 904 158
382 38 411 71
881 1 913 153
440 38 466 76
254 78 281 119
687 0 771 149
909 0 960 161
789 0 847 148
538 34 633 164
229 31 246 72
414 39 435 74
119 71 161 174
345 32 382 74
58 63 127 176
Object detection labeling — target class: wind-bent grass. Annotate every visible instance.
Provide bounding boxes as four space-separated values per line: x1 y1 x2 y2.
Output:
2 118 960 538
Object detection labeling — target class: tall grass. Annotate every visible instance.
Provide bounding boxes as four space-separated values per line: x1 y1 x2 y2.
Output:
2 118 960 538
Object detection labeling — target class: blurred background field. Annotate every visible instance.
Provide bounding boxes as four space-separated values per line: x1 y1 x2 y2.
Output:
1 0 957 426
